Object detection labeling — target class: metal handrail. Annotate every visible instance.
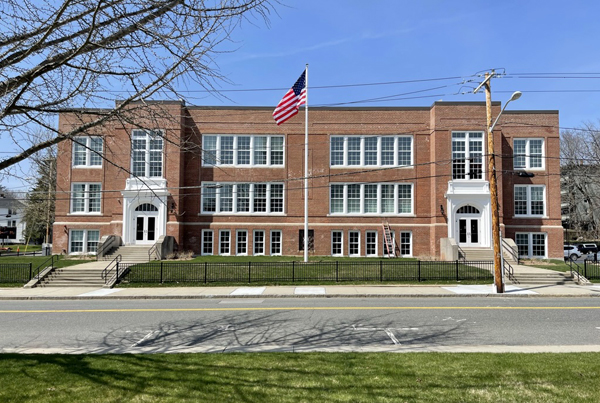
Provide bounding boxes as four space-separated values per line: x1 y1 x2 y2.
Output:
101 254 122 283
503 259 517 284
96 235 117 261
457 244 466 261
501 238 519 264
148 242 159 262
567 257 587 284
32 254 60 280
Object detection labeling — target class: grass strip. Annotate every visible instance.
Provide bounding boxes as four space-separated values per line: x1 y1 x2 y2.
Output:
0 353 598 403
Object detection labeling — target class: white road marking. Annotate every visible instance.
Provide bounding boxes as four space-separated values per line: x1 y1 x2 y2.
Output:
131 331 158 348
218 325 234 331
384 328 400 345
77 289 123 297
352 324 419 345
295 287 326 295
442 285 537 295
230 287 266 296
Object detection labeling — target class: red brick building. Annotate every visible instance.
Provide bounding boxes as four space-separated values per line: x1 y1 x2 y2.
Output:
52 101 562 259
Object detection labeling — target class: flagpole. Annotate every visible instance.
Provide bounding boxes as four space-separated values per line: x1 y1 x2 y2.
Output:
303 64 309 263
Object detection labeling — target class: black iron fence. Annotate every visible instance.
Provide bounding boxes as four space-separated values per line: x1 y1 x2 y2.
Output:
580 260 600 280
117 260 494 285
0 263 32 283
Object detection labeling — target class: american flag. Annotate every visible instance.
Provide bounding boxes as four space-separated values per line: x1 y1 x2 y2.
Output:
273 71 307 125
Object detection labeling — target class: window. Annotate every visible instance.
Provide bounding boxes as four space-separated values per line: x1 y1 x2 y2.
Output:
299 229 314 251
452 132 483 180
514 138 544 169
330 135 413 167
201 183 285 215
202 135 285 167
253 230 265 255
514 185 545 216
270 230 282 255
69 229 99 254
73 137 103 167
366 231 377 257
329 183 413 215
131 130 163 178
71 183 101 214
399 231 412 257
201 230 213 255
219 230 231 255
331 231 343 256
348 231 360 256
236 230 248 255
516 232 547 258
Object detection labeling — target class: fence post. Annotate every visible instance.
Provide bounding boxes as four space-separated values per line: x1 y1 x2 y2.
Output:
204 262 207 284
380 260 383 282
248 261 251 283
116 262 119 281
418 260 421 282
456 260 459 281
584 260 587 278
29 263 32 281
160 261 163 283
292 261 295 283
336 261 339 282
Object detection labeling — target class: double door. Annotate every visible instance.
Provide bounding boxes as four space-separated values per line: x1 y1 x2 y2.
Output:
457 217 479 246
135 215 156 244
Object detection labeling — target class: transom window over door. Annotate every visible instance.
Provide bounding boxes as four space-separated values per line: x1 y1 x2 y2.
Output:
131 129 164 178
452 132 484 180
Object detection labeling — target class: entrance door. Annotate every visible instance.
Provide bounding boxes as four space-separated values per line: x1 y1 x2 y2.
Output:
133 203 159 245
458 218 479 246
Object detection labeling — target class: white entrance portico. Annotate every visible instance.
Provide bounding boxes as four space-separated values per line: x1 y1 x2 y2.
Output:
445 181 491 248
121 178 169 245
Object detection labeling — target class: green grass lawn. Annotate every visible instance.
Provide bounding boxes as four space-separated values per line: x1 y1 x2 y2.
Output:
0 353 598 403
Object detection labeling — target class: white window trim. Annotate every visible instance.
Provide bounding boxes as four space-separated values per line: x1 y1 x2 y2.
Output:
451 131 485 181
218 230 231 256
348 230 361 257
329 183 414 216
515 232 547 259
331 230 344 257
68 229 100 255
131 129 164 179
201 229 214 256
253 230 265 256
270 230 282 256
200 182 285 215
365 230 378 257
69 183 102 215
236 230 248 256
72 136 103 168
202 135 285 167
513 138 545 170
514 185 546 217
330 135 413 168
399 231 413 257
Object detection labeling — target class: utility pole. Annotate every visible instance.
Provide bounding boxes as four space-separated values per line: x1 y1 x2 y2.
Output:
483 73 504 293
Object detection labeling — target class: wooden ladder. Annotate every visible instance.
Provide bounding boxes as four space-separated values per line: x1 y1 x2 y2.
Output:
382 221 400 258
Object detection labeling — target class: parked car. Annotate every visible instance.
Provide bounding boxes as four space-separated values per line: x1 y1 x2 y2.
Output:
564 245 582 261
576 243 598 254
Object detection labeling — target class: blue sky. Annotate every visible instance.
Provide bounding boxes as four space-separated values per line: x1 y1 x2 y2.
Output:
4 0 600 190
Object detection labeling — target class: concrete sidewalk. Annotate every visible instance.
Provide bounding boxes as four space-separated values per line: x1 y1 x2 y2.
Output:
1 282 600 300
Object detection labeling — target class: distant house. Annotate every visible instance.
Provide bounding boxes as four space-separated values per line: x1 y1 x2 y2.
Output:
52 101 562 259
0 197 25 244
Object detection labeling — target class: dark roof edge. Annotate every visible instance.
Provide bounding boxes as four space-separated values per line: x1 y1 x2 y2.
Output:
186 105 431 111
504 110 559 115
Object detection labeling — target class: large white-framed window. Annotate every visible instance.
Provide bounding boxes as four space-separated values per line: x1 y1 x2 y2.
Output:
253 230 265 255
452 131 484 180
513 138 544 169
515 232 547 258
236 230 248 256
69 229 100 254
330 135 413 167
72 137 103 167
514 185 545 217
331 231 343 256
399 231 412 257
348 231 360 256
71 183 101 214
201 230 213 256
366 231 378 257
219 230 231 256
270 230 282 256
131 129 164 178
329 183 413 215
201 182 285 215
202 135 285 167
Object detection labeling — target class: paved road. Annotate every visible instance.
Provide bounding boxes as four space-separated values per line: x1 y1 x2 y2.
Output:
2 297 600 353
